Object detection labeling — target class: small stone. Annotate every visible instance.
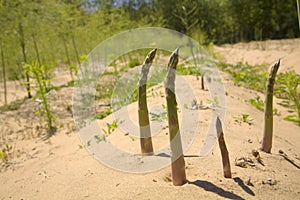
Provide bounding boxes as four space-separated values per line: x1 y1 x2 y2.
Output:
252 149 259 158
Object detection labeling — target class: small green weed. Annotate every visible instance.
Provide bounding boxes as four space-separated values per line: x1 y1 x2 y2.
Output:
0 144 12 163
150 104 167 122
248 96 280 115
96 109 112 120
101 119 122 136
25 61 56 136
233 114 254 125
177 64 201 76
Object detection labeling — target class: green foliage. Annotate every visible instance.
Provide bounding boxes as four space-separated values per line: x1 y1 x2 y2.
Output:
218 62 267 92
96 109 112 120
0 101 22 112
176 64 201 76
101 120 121 136
249 96 264 111
128 58 141 68
149 104 167 122
0 0 298 83
25 61 56 136
233 114 254 125
248 96 280 115
275 72 300 126
0 144 12 163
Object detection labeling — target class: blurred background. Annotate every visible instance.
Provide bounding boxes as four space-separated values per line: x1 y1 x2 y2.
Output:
0 0 299 81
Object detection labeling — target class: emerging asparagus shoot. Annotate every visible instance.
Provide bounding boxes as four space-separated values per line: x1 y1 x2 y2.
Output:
138 48 156 155
164 48 187 186
261 60 280 153
216 117 232 178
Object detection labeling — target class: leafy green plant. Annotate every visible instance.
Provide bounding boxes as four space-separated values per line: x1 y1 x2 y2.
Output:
101 120 121 136
233 114 254 125
96 109 112 120
128 58 141 68
149 105 168 122
0 144 12 163
25 61 56 137
177 64 201 76
94 134 106 143
0 99 23 112
249 96 280 115
218 62 267 92
275 71 300 126
206 97 219 107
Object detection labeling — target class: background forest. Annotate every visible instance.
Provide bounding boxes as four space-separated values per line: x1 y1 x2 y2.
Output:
0 0 299 82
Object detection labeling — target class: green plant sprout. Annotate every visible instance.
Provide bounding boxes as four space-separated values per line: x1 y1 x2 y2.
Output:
25 61 56 137
101 120 121 136
0 144 12 163
149 104 168 122
94 134 106 143
249 96 280 115
233 114 254 125
206 97 219 107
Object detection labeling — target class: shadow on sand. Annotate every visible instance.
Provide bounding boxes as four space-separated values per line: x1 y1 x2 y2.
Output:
233 177 255 196
189 180 245 200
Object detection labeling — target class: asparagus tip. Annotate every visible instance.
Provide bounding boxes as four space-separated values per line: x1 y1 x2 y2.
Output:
216 116 223 138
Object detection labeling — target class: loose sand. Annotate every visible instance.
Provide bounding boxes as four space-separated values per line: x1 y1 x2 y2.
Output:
0 39 299 200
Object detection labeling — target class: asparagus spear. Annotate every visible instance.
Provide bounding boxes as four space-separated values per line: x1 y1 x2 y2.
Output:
138 48 156 155
216 117 232 178
261 60 280 153
164 48 187 186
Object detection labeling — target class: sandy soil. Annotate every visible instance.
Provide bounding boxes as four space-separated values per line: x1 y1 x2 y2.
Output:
0 39 300 200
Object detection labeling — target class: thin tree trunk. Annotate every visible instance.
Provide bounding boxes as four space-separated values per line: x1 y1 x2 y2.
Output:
216 117 232 178
165 48 187 186
261 60 280 153
32 34 41 67
138 48 156 155
0 40 7 105
71 33 80 65
297 0 300 30
19 23 31 98
61 35 73 80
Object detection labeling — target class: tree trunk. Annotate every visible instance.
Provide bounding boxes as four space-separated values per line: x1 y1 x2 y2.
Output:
32 33 41 67
71 33 80 65
0 40 7 105
61 35 73 80
19 23 31 98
